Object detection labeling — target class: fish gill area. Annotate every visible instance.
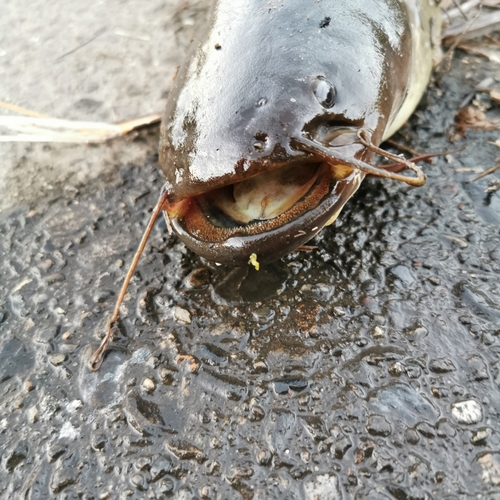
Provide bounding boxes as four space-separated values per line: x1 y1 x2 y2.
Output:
1 1 500 499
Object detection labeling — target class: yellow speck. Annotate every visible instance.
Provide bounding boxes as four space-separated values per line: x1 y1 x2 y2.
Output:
248 253 260 271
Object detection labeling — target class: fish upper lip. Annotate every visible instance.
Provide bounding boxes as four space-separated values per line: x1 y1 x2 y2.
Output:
161 126 364 203
166 127 365 202
162 142 315 204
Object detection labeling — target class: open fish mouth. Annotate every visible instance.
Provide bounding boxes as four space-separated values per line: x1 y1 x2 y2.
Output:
164 157 363 265
179 161 351 240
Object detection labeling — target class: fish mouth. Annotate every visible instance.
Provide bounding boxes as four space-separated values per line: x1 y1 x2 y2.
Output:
165 156 363 265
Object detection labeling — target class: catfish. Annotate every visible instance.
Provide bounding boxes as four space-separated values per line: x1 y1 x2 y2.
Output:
89 0 441 370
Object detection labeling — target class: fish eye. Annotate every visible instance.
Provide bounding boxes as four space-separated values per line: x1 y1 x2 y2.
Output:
313 77 335 108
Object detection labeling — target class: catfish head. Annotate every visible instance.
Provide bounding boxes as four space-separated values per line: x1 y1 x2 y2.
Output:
159 0 426 266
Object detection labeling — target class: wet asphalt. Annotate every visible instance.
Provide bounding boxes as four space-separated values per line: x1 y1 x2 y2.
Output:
1 1 500 499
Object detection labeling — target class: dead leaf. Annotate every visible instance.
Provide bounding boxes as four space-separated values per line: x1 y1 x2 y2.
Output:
491 90 500 105
454 106 500 139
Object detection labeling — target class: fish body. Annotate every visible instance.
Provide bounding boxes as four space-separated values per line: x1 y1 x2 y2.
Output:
159 0 441 265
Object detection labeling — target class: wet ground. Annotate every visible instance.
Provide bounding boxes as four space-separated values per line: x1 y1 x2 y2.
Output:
1 1 500 499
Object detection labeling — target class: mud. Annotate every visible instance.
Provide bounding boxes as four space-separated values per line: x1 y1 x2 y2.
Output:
1 1 500 499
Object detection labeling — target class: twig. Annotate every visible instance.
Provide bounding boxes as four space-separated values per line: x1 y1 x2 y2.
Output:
444 234 468 248
0 114 161 143
380 147 466 171
467 163 500 183
0 101 50 118
450 0 470 20
56 27 107 60
437 9 482 78
447 0 481 21
455 167 483 172
387 139 434 163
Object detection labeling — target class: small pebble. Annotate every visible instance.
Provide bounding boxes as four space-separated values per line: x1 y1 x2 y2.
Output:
93 290 114 303
471 428 490 445
437 419 457 438
147 356 160 368
416 422 435 439
366 415 392 437
431 387 449 399
451 400 483 424
478 454 500 486
405 428 420 445
429 358 456 373
35 327 59 343
405 366 421 379
142 378 156 392
200 485 212 499
304 473 341 499
388 362 403 376
412 326 428 337
39 259 54 271
158 366 175 384
176 354 201 373
150 457 172 481
459 315 473 325
67 400 83 412
45 273 65 285
428 275 440 285
257 450 272 466
49 354 67 367
134 456 152 471
253 360 268 373
91 433 107 451
185 268 210 288
435 471 445 483
28 406 39 423
158 478 175 494
131 473 147 491
373 326 385 338
174 306 191 324
13 396 24 410
251 307 275 323
24 380 34 392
